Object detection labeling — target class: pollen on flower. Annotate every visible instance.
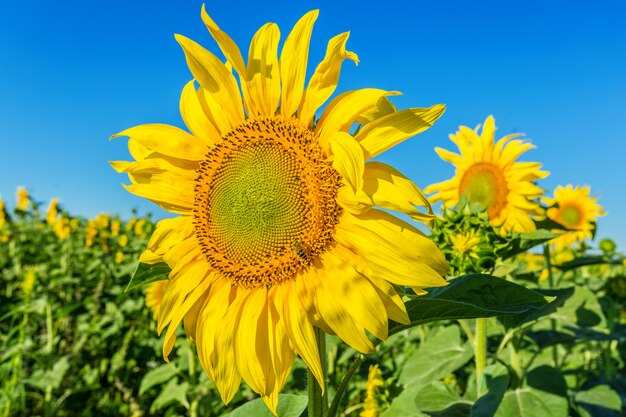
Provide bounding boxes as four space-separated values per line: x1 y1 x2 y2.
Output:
193 115 343 288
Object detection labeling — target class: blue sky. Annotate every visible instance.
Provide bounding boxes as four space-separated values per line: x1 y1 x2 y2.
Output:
1 1 625 247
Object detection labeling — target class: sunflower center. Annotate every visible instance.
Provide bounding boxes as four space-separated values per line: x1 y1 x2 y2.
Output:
459 163 508 218
193 116 343 288
560 205 582 229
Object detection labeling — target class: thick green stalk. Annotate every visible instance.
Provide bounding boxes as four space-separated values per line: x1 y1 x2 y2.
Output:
475 318 487 393
308 328 327 417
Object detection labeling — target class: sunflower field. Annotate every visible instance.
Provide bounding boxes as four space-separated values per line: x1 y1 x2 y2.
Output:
2 6 626 417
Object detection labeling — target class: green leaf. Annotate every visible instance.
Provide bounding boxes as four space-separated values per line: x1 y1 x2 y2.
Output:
495 387 568 417
555 256 620 271
414 381 463 412
526 366 568 397
495 366 568 417
26 357 70 390
575 385 622 417
139 364 179 396
497 230 560 260
471 363 511 417
381 386 429 417
391 275 548 333
149 379 189 413
551 286 607 329
125 262 170 292
398 325 473 387
499 287 575 329
221 394 308 417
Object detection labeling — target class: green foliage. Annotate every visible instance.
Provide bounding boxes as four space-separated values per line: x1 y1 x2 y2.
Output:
1 194 625 417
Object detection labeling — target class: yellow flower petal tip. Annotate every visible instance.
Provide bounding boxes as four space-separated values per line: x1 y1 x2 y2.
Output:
113 7 447 408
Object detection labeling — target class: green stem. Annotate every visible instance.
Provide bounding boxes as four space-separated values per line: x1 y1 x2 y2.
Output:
475 318 487 393
308 328 327 417
543 244 559 368
509 337 521 383
327 354 364 417
458 319 475 348
188 343 198 417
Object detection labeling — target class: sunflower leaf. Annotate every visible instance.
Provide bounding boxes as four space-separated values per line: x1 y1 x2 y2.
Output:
391 274 548 333
496 230 560 260
125 262 170 292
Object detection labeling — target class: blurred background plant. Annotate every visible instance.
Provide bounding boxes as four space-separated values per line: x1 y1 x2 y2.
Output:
1 189 624 417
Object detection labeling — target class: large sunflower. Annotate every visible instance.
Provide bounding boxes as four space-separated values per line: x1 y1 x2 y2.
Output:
425 115 548 233
543 184 605 250
111 7 448 412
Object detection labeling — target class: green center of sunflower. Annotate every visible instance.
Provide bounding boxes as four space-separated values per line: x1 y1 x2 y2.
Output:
207 142 307 263
459 163 508 218
560 205 582 228
193 116 343 288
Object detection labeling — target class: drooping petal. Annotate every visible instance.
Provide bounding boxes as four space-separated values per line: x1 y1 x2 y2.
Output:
356 105 446 159
316 89 397 153
273 279 323 389
299 32 358 126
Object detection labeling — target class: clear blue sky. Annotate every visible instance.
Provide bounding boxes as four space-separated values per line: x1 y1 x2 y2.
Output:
1 1 625 248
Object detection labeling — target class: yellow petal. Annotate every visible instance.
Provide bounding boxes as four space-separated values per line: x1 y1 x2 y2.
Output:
304 258 375 353
328 132 364 193
175 35 244 128
335 210 449 287
200 6 247 77
183 289 208 342
213 287 244 404
195 279 231 381
139 249 162 264
235 289 271 395
273 279 323 390
362 161 433 222
157 251 205 333
262 293 296 413
111 124 207 161
147 216 195 257
245 23 281 117
356 105 446 159
316 89 397 154
279 10 318 117
162 270 213 361
323 247 389 340
180 80 221 146
355 96 397 126
122 181 193 214
128 138 151 161
299 32 358 126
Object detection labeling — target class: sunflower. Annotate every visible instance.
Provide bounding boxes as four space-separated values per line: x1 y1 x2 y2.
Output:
16 186 29 211
46 198 59 225
111 7 448 412
146 279 170 320
543 185 605 250
425 116 548 233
